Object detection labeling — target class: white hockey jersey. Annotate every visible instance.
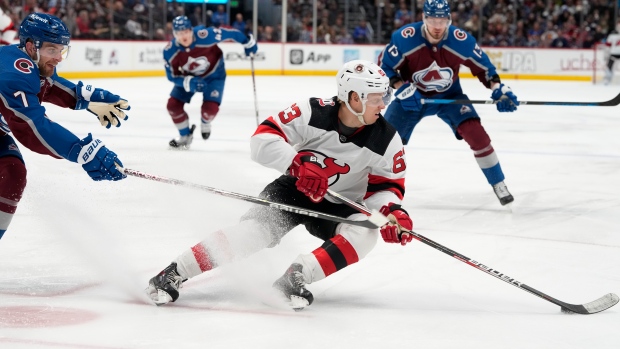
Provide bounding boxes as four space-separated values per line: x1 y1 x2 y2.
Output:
0 8 16 46
250 96 407 211
607 33 620 55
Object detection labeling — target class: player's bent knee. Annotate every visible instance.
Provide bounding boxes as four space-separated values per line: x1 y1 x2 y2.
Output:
0 156 27 198
167 97 185 116
201 101 220 122
457 118 491 150
335 220 378 259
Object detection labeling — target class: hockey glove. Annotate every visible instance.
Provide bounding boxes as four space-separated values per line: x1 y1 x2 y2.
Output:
183 76 205 93
71 134 126 181
289 152 328 203
395 83 423 112
243 34 258 56
379 203 413 246
75 81 130 128
491 83 519 112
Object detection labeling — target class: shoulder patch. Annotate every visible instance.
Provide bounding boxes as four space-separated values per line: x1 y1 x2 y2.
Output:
164 42 172 50
14 58 34 74
197 29 208 39
400 27 415 38
453 29 467 41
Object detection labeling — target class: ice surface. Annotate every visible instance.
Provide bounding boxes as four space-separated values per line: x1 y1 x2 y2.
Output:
0 76 618 348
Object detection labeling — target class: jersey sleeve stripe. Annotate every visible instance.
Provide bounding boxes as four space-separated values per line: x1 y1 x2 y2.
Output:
251 116 288 143
365 174 405 200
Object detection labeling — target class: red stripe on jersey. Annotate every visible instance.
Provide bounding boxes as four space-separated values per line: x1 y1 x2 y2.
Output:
312 247 337 276
312 235 359 277
251 116 288 142
191 243 214 272
331 234 359 265
365 174 405 200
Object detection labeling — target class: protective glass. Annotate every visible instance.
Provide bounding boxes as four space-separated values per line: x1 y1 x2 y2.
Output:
424 16 450 27
39 45 70 60
365 88 393 107
173 29 193 41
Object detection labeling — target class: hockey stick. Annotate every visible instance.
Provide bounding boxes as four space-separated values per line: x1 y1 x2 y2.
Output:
421 91 620 107
326 189 619 314
250 54 260 126
120 168 379 229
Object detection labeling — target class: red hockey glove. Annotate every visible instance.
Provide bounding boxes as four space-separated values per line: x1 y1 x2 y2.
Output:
379 203 414 246
289 152 328 203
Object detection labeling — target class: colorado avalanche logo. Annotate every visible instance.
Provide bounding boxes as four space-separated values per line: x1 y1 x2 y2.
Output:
411 61 454 92
14 58 34 74
300 149 350 186
197 29 208 39
400 27 415 38
182 56 211 76
453 29 467 41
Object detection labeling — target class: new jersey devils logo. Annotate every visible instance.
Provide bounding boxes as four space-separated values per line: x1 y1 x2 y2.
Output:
411 61 454 92
300 149 350 185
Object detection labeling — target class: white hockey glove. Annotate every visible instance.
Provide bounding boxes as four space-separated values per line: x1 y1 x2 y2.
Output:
87 99 130 129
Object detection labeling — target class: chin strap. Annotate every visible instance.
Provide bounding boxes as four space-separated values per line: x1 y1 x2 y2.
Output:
343 99 368 125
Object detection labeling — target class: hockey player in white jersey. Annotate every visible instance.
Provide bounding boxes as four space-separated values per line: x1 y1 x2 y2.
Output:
146 60 414 310
378 0 519 206
603 20 620 84
0 1 16 46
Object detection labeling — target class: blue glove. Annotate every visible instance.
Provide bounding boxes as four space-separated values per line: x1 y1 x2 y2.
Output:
491 83 519 112
71 134 126 181
395 83 422 112
243 34 258 57
75 81 130 128
183 76 204 93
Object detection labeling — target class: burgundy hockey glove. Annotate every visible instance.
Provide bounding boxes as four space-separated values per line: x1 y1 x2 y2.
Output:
289 152 328 203
379 203 414 246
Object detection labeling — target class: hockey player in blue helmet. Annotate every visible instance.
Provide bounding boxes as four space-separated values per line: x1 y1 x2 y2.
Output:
0 13 130 240
163 15 258 148
378 0 519 206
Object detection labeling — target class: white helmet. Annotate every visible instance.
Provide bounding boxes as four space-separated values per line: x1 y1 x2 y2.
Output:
336 60 392 124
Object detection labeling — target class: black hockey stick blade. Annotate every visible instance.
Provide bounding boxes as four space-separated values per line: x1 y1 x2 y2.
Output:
421 91 620 107
325 190 619 314
121 168 380 229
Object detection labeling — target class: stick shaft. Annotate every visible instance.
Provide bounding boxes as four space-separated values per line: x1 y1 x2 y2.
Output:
123 168 380 229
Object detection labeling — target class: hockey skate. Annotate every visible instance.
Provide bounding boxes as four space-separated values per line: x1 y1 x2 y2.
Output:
272 263 314 311
146 262 186 306
200 121 212 140
492 181 514 206
169 124 196 150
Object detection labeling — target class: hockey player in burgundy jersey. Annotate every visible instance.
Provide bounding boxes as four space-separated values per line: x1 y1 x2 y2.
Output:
146 60 414 310
164 15 258 149
378 0 519 206
0 13 130 240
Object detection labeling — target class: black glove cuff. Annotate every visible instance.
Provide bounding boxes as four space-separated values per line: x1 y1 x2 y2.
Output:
388 203 409 216
299 154 320 165
389 76 404 89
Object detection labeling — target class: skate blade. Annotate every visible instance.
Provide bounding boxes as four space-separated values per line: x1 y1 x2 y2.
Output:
145 285 173 306
260 289 309 312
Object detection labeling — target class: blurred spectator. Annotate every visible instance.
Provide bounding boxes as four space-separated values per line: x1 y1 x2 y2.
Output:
232 13 246 34
75 9 91 38
352 19 370 44
394 0 412 27
211 5 228 27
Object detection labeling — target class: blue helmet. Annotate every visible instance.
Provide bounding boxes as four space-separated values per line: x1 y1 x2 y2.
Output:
19 13 70 49
172 16 192 32
423 0 451 18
